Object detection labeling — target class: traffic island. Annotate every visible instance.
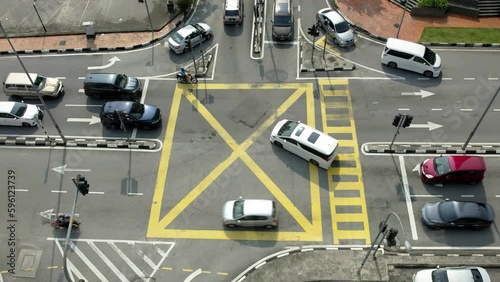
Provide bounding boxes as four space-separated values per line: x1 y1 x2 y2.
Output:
362 143 500 154
0 136 160 150
299 40 356 72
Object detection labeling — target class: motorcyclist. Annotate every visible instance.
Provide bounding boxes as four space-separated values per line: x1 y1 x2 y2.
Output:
56 215 71 228
179 67 190 82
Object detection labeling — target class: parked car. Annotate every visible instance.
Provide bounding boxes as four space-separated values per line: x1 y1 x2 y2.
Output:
316 8 354 46
419 156 486 185
99 101 161 130
0 101 43 127
83 73 142 101
168 23 213 54
222 198 278 228
421 200 495 230
270 119 339 169
413 266 491 282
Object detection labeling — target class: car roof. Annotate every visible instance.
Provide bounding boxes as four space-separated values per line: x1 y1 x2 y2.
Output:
275 0 290 15
451 201 494 221
84 73 119 84
386 38 426 57
0 101 20 112
448 156 486 172
101 101 134 113
5 73 39 85
177 25 197 37
292 122 338 155
322 9 346 25
243 200 274 216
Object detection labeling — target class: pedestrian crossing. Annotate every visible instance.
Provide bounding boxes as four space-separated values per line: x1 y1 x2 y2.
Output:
318 79 371 245
49 238 175 282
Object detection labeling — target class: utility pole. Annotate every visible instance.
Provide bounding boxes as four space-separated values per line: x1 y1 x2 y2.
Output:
396 0 408 38
33 0 47 33
390 114 413 149
0 20 66 144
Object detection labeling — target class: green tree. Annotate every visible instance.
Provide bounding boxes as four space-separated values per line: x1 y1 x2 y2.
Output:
176 0 194 13
417 0 449 10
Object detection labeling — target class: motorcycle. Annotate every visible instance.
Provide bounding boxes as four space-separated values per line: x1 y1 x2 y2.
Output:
176 73 198 84
51 216 81 229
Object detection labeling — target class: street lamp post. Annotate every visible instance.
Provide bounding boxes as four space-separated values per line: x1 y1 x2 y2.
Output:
396 0 408 38
357 212 411 276
33 0 47 33
138 0 154 42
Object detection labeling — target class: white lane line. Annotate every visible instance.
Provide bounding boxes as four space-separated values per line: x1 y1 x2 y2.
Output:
442 78 452 80
488 78 499 80
464 78 475 80
184 268 203 282
65 104 102 107
494 109 500 112
431 108 442 111
78 77 85 79
55 77 66 80
398 108 410 111
78 89 84 93
296 18 301 79
461 195 475 198
54 240 87 282
263 40 298 45
417 78 430 80
88 241 129 282
495 195 500 197
411 194 443 198
131 78 150 139
88 191 105 195
51 190 67 193
0 272 3 282
399 156 418 240
131 244 156 269
109 242 146 280
460 109 473 111
298 5 300 12
127 192 143 196
14 189 29 192
69 241 108 282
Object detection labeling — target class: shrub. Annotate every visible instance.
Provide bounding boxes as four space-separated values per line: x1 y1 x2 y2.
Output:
417 0 448 9
176 0 193 13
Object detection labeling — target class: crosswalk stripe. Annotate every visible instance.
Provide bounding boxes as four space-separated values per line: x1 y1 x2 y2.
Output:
88 242 129 282
69 241 108 282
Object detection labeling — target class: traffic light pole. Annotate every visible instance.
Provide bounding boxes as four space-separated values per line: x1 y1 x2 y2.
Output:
389 115 404 149
63 178 81 282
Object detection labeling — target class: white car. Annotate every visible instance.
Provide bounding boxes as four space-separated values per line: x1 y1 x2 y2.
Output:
316 8 354 46
222 198 278 228
0 101 43 127
270 119 339 169
167 23 213 54
413 266 490 282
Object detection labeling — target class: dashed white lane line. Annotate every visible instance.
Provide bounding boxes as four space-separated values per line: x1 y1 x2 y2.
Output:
494 109 500 112
14 189 29 192
489 78 499 80
398 108 410 111
460 109 473 111
461 195 475 198
431 108 442 111
464 78 475 80
65 104 102 107
51 190 67 193
442 78 453 80
78 77 85 79
411 194 443 198
55 77 66 80
127 192 143 196
78 89 84 93
418 78 430 80
88 191 105 195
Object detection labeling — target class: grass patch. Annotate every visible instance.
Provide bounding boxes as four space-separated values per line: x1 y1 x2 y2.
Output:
419 27 500 43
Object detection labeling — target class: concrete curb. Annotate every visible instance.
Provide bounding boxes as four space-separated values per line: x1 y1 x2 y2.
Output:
0 12 185 55
362 143 500 154
0 135 160 150
300 65 356 72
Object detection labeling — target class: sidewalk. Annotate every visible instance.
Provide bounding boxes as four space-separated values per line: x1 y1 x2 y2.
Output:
334 0 500 43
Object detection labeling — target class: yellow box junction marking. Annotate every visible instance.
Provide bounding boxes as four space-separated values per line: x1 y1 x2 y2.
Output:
318 79 371 245
314 36 341 57
148 83 323 241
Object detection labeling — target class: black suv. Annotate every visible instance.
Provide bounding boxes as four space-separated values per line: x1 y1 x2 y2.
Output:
83 73 142 100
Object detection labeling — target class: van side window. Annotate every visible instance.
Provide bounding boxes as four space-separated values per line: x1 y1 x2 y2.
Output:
414 57 429 65
387 49 413 60
284 138 298 145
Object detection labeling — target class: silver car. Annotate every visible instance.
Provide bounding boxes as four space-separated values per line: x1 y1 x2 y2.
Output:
316 8 354 46
222 198 278 228
168 23 213 54
412 266 490 282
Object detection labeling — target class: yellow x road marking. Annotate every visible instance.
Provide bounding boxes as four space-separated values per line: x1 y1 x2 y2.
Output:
148 83 323 241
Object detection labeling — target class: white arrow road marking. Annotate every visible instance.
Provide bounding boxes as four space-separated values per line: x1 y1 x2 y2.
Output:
412 164 420 172
408 121 443 131
38 209 54 220
67 116 101 125
87 56 121 70
184 268 203 282
52 165 92 175
401 90 435 98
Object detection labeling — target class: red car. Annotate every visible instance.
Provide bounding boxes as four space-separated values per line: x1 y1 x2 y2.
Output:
419 156 486 185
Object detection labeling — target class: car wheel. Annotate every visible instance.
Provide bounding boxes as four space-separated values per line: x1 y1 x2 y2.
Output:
226 224 236 228
205 33 212 40
333 38 338 45
21 122 31 127
424 71 433 77
265 225 275 229
310 159 319 166
273 141 283 148
388 62 397 68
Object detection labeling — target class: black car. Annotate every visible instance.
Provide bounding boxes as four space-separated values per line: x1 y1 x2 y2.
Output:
99 101 161 130
422 200 495 230
84 73 142 100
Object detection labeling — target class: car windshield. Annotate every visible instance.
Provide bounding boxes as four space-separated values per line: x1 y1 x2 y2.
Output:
116 75 128 88
431 269 449 282
225 10 239 16
129 103 144 118
170 33 184 44
334 21 350 33
233 200 244 218
424 48 437 64
10 103 27 117
33 75 46 90
274 15 292 26
278 120 299 137
433 157 451 176
438 202 458 222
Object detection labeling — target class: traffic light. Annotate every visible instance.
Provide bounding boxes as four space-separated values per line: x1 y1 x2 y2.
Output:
402 115 413 128
386 228 398 247
76 174 89 196
392 114 402 127
186 39 192 51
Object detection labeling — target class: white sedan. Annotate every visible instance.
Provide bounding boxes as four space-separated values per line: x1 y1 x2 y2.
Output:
167 23 213 54
0 101 43 127
316 8 355 46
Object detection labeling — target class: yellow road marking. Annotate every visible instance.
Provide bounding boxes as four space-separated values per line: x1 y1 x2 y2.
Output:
182 269 193 272
324 127 355 134
314 36 341 57
149 83 324 241
322 90 348 96
162 267 173 271
47 266 58 269
325 102 349 108
217 272 229 276
190 83 310 90
202 271 211 274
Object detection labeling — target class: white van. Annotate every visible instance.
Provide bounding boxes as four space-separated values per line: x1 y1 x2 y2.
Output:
270 119 339 169
381 38 442 77
3 72 64 99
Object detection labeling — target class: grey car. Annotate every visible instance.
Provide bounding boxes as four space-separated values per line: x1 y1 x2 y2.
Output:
222 198 278 228
316 8 354 46
167 23 213 54
421 200 495 230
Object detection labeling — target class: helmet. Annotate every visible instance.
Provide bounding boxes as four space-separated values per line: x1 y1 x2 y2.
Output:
180 67 185 71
